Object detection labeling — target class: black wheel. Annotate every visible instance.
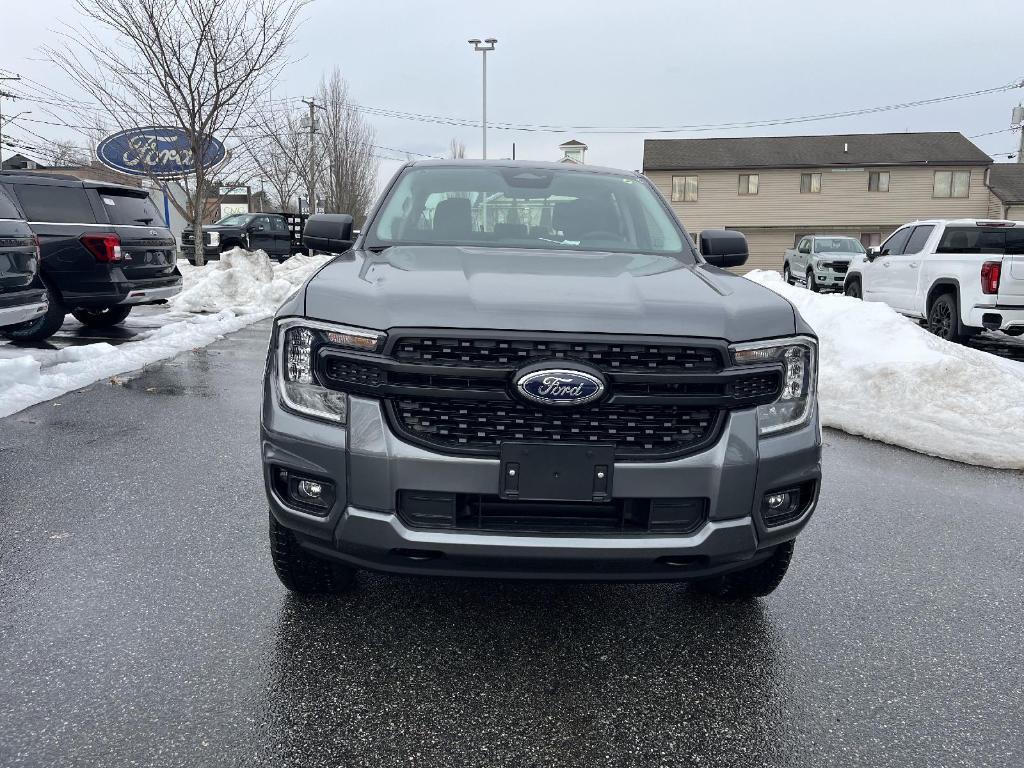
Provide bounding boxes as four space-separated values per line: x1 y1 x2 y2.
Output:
691 541 795 600
2 280 66 342
927 292 960 342
269 513 356 594
71 305 133 328
844 279 862 299
806 269 820 292
783 263 794 285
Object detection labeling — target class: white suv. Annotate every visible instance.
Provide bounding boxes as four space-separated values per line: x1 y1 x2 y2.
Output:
843 219 1024 342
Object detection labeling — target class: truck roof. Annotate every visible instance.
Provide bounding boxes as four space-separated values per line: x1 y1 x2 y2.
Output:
902 218 1024 227
405 158 639 177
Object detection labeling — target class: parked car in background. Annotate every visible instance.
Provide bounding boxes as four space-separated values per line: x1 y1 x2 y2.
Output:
262 160 821 600
844 219 1024 341
0 185 48 333
181 212 307 264
783 235 865 292
0 172 181 342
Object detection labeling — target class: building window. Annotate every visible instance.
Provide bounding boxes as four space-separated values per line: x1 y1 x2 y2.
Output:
860 232 881 249
933 170 970 199
738 174 759 195
868 171 890 192
671 175 699 202
800 173 821 194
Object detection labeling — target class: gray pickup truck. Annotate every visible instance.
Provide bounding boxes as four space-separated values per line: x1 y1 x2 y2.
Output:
261 160 821 600
783 235 866 292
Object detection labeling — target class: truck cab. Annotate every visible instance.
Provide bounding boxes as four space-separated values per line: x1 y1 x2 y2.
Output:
844 219 1024 340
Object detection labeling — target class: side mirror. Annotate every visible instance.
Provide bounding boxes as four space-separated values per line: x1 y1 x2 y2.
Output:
251 224 266 232
699 229 749 268
303 213 355 253
865 246 880 261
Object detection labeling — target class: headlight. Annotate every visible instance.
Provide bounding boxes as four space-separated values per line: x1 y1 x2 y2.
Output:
276 318 384 423
731 336 817 435
208 231 220 246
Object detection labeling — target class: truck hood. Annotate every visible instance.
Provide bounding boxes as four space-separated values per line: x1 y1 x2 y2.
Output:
182 224 243 234
814 251 857 260
301 245 797 341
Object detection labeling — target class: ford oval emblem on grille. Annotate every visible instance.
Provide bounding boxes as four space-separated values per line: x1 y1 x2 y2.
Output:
515 368 605 407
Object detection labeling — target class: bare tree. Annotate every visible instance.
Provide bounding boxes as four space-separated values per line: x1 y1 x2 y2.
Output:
49 139 91 167
449 138 466 159
238 107 307 211
316 69 378 224
45 0 307 264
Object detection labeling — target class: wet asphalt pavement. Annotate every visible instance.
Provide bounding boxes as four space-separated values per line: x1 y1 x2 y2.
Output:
1 321 1022 768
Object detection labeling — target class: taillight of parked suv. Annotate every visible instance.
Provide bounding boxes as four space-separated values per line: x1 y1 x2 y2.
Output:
80 233 123 263
981 261 1001 295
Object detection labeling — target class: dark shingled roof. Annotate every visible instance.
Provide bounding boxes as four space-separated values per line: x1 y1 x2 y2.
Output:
988 163 1024 204
643 132 991 171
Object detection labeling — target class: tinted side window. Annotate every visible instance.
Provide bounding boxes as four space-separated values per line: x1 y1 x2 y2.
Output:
881 227 912 256
904 225 934 255
270 216 288 232
13 184 96 223
0 187 22 219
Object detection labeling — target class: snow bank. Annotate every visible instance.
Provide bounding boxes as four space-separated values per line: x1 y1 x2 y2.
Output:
0 249 330 419
171 248 329 316
745 270 1024 469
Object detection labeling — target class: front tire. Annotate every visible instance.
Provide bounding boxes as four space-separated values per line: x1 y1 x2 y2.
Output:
844 279 862 299
269 513 356 595
927 292 961 342
806 269 820 293
2 280 66 342
691 541 795 600
783 263 794 285
71 305 133 328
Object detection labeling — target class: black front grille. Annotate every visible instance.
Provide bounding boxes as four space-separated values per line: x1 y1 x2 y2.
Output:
393 335 721 372
390 398 719 458
398 491 707 535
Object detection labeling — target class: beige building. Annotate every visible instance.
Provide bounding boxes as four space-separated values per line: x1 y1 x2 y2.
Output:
642 132 993 272
988 164 1024 221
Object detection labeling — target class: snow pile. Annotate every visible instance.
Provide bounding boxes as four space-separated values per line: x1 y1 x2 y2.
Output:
0 249 331 419
172 248 329 316
745 270 1024 469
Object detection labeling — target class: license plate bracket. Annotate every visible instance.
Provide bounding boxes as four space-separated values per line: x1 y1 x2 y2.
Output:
499 442 614 502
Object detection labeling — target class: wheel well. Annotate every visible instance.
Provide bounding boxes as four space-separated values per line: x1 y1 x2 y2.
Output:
844 272 861 288
926 282 958 313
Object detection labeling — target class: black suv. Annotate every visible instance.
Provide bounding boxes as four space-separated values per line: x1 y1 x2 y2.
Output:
182 212 300 263
0 185 47 331
0 172 182 342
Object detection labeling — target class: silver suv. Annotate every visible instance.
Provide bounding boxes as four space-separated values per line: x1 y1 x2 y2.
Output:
261 161 821 600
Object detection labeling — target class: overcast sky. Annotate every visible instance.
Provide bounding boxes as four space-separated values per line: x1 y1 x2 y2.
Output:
2 0 1022 188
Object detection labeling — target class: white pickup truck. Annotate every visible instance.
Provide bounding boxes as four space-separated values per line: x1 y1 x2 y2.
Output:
843 219 1024 342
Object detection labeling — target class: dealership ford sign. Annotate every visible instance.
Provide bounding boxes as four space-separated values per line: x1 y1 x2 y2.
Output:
96 126 226 178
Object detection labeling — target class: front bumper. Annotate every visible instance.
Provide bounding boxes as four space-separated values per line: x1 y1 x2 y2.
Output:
812 263 850 289
261 380 822 581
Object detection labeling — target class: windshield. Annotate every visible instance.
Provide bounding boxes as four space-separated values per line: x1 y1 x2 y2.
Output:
99 191 163 226
813 237 865 254
367 165 690 259
216 214 253 226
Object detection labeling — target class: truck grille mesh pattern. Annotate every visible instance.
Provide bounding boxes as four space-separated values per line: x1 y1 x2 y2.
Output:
392 398 718 458
393 336 720 372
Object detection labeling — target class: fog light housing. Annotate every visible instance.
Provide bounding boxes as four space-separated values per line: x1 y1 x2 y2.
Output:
760 485 806 527
273 467 336 515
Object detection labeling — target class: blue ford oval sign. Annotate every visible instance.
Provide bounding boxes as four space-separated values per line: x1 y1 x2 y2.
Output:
516 368 605 407
96 126 226 178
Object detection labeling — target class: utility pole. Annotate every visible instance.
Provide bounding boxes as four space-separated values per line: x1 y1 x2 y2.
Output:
468 39 497 159
301 98 326 215
0 72 22 165
1013 105 1024 164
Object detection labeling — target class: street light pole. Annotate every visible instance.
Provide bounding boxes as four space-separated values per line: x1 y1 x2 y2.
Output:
468 38 497 159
